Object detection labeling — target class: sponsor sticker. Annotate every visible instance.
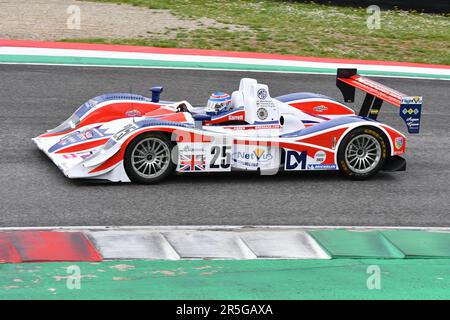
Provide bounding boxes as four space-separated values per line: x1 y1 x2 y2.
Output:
233 147 273 167
125 109 142 117
358 77 403 100
285 149 336 171
62 154 78 159
313 105 328 112
395 137 404 150
179 144 203 154
257 108 268 120
401 96 422 104
83 130 94 139
112 123 138 141
257 88 268 100
228 115 244 121
307 164 337 170
285 150 307 170
314 151 326 163
402 108 420 115
399 99 422 134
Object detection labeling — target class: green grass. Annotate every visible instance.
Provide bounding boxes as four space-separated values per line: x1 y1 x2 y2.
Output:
70 0 450 65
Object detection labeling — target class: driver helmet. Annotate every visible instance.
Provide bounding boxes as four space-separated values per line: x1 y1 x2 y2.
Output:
205 92 232 115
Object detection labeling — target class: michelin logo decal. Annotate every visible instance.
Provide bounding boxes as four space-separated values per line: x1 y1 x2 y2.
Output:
307 164 337 170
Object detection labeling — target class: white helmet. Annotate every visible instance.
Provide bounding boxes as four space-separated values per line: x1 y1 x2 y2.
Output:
205 92 232 115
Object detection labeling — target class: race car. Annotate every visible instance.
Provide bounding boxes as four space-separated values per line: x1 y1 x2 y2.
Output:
33 68 422 183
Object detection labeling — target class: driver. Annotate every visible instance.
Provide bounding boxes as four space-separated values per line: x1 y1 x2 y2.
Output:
205 92 232 115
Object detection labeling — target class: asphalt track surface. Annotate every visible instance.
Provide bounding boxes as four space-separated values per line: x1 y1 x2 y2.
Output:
1 65 449 227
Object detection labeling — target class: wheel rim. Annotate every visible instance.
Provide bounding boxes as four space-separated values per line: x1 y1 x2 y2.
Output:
131 137 170 179
344 134 381 174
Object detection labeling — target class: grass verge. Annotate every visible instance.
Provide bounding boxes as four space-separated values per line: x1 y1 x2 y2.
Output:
65 0 450 65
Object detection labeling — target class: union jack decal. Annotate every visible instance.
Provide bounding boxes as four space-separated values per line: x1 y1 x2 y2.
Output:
178 154 206 172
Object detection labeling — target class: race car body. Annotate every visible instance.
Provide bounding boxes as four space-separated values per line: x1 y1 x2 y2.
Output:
33 69 422 183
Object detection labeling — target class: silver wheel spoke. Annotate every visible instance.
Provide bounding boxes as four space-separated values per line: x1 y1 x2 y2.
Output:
137 161 146 171
134 159 146 164
154 144 163 153
363 158 370 167
344 134 382 174
131 137 171 179
363 137 370 148
357 158 363 169
349 157 358 165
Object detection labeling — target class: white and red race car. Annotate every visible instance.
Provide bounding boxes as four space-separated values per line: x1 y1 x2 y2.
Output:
33 69 422 183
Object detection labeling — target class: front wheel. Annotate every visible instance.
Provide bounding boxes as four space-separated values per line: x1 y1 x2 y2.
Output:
337 127 388 180
124 133 175 184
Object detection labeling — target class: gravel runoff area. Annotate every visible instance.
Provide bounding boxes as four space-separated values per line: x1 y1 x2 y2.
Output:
0 0 244 41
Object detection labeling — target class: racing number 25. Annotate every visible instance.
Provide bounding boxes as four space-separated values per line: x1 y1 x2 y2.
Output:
210 146 231 169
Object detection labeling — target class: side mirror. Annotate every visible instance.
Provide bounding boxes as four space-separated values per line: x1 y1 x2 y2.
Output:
192 114 211 122
150 86 163 103
192 113 211 129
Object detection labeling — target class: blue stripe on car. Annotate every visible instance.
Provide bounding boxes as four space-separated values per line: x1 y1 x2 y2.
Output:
74 93 151 119
191 107 244 119
281 116 370 138
48 126 110 153
275 92 337 103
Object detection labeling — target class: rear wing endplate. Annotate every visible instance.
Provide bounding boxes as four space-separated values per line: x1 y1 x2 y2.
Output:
336 68 422 134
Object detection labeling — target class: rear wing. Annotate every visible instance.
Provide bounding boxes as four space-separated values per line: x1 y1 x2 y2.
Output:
336 68 422 134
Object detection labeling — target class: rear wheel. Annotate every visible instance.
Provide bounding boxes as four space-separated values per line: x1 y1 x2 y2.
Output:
337 127 387 180
124 133 175 184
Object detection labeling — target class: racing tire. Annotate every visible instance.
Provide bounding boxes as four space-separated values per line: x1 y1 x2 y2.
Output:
124 133 175 184
337 127 388 180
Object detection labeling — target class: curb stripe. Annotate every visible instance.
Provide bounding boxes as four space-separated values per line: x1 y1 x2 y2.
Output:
1 54 449 80
381 230 450 258
0 231 102 263
239 231 330 259
1 227 450 263
88 231 180 260
0 237 21 263
2 39 449 69
310 230 405 259
1 40 449 80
